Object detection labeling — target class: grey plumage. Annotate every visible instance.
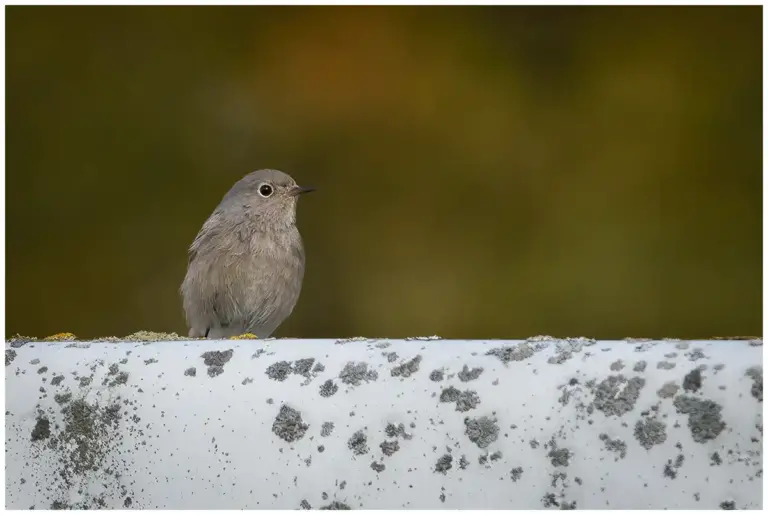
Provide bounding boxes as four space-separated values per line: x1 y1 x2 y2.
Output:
180 169 313 338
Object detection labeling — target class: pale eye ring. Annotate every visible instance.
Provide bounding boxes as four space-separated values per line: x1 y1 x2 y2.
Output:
258 183 274 197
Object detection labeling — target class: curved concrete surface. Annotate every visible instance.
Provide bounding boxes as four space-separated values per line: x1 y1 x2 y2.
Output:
4 335 763 509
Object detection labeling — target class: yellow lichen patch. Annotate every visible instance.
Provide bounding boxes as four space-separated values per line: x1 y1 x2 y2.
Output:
230 333 259 340
124 331 185 342
43 332 77 342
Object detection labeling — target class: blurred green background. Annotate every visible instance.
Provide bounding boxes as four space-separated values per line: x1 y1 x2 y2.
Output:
6 6 762 340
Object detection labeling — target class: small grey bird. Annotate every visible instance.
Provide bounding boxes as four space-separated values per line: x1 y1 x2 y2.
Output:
180 169 314 339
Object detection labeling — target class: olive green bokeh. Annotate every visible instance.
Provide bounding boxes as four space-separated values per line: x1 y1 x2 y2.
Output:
6 6 762 339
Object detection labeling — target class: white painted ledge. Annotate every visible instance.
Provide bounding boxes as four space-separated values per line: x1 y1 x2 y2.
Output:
4 336 763 509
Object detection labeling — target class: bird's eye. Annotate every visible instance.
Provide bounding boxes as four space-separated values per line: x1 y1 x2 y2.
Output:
258 184 274 197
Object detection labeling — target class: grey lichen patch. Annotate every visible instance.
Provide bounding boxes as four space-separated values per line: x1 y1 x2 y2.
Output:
390 355 422 378
663 455 685 479
272 405 308 442
54 392 73 405
6 349 17 366
31 415 51 441
143 358 158 365
384 423 412 440
125 330 184 342
548 448 571 467
380 439 400 456
682 368 703 392
434 453 453 474
657 382 680 399
339 361 378 386
486 342 537 364
347 430 369 455
201 349 234 378
8 334 36 347
657 361 676 370
439 386 480 412
266 361 293 381
56 398 122 483
37 366 49 374
634 419 667 449
292 358 316 377
429 369 444 382
633 361 647 372
79 376 93 387
50 374 65 386
720 500 736 510
592 375 646 417
319 379 339 397
464 416 499 449
320 422 334 437
458 365 484 382
745 366 762 402
610 360 625 371
546 337 596 364
673 395 726 443
320 501 351 510
687 348 707 361
383 352 398 363
184 367 197 377
510 466 524 481
599 433 627 459
300 500 312 510
710 451 723 466
370 461 385 473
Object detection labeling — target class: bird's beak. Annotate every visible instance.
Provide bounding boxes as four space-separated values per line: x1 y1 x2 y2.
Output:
289 185 316 196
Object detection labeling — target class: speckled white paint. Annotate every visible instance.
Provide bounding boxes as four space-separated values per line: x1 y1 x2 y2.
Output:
5 337 763 509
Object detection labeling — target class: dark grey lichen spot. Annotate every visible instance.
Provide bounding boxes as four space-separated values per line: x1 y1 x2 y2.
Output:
37 366 49 374
6 349 17 366
313 362 325 373
592 375 646 417
542 493 559 508
673 395 726 443
720 500 736 510
391 355 422 378
510 467 523 482
272 405 309 442
458 365 484 382
440 386 460 402
459 455 470 469
319 379 339 397
657 382 680 399
486 343 536 364
434 453 453 474
634 419 667 449
266 361 293 382
633 361 647 372
347 430 369 455
293 358 316 377
320 422 334 437
339 361 378 386
548 448 571 467
599 433 627 459
54 392 72 405
745 367 762 402
184 367 197 377
683 368 703 392
529 438 540 449
241 377 253 385
202 349 234 378
429 369 444 382
107 371 129 387
320 501 351 510
710 451 722 466
383 352 398 363
370 461 385 473
31 416 51 441
143 358 158 365
688 348 707 361
124 497 132 508
490 451 502 461
464 416 499 449
657 361 676 370
300 500 312 510
610 360 625 371
439 386 480 412
79 376 93 387
380 439 400 457
51 375 65 386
